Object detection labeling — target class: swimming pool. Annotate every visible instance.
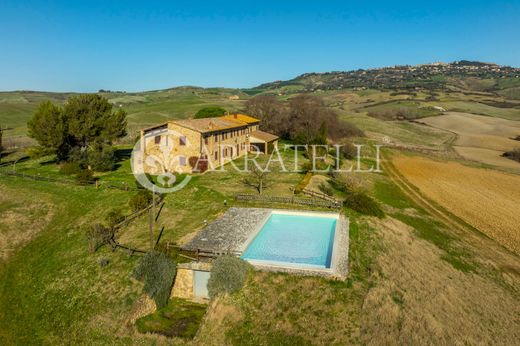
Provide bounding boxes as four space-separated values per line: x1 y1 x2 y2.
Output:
241 211 338 269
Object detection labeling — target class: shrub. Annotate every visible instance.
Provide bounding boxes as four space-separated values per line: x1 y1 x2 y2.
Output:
88 144 116 172
503 148 520 163
75 169 94 185
207 256 252 299
340 141 357 160
294 172 313 194
329 174 364 194
129 189 153 212
329 177 348 193
344 191 384 218
106 209 125 228
318 182 334 196
194 107 227 119
86 223 114 252
59 161 82 175
133 251 177 308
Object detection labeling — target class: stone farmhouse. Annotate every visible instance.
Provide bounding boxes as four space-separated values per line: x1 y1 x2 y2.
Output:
139 114 279 174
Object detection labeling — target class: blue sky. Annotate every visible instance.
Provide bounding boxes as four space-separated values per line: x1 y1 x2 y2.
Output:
1 0 519 92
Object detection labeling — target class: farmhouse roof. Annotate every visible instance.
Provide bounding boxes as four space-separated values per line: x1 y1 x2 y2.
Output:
220 113 260 124
249 130 279 142
172 117 247 133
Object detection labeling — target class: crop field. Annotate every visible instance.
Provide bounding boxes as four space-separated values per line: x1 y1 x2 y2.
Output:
420 112 520 171
431 100 520 120
340 112 455 150
392 154 520 254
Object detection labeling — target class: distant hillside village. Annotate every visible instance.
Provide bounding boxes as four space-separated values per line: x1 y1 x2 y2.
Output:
257 61 520 92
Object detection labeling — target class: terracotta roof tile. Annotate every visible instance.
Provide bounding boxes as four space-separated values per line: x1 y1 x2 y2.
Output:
221 114 260 124
172 117 247 133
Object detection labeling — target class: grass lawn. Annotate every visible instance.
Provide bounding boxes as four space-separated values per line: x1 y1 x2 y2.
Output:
135 298 207 339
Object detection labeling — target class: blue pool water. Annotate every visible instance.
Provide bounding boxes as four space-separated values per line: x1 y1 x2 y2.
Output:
241 213 337 268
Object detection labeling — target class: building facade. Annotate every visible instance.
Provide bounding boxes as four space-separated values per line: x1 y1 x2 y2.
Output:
139 114 278 174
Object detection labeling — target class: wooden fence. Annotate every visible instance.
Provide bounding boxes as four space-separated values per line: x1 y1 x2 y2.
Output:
112 195 165 231
301 188 341 204
235 193 342 209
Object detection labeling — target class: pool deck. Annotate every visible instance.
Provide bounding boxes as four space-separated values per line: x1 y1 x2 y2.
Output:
182 207 349 280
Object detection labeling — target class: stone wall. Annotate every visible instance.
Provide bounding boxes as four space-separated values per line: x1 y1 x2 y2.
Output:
171 262 213 300
171 267 193 299
141 120 266 174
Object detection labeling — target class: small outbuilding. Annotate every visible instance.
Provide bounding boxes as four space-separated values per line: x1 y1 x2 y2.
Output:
249 130 279 154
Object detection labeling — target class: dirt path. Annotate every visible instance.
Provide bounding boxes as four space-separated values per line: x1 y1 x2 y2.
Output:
382 152 520 276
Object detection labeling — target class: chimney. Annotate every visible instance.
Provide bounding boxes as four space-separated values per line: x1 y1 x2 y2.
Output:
234 113 238 119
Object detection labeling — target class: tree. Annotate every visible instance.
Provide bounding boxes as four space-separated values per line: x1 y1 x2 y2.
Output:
287 94 363 144
28 101 68 160
243 165 270 194
28 94 127 164
64 94 127 148
207 255 252 298
244 95 287 136
133 251 177 308
194 107 227 119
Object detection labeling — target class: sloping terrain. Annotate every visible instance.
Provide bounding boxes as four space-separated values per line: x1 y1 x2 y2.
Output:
420 112 520 170
392 154 520 254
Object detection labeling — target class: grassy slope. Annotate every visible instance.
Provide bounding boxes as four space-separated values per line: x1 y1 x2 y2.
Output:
1 145 519 344
196 154 520 344
0 178 140 345
1 83 520 344
0 88 247 139
0 147 307 344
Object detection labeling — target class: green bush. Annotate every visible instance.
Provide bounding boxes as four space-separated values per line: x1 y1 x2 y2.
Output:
329 177 348 193
344 191 384 218
59 162 82 175
318 182 334 196
133 251 177 308
340 141 357 160
86 223 114 252
194 107 227 119
129 190 153 212
207 255 252 299
88 144 116 171
75 169 94 185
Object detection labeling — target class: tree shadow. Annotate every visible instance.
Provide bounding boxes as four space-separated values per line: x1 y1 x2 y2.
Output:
115 148 132 162
0 155 30 167
112 148 133 170
39 158 58 165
